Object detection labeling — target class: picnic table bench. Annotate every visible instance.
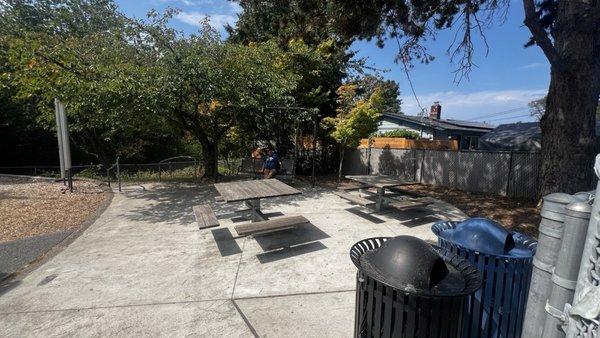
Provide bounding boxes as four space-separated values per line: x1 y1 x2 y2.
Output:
341 175 430 212
193 204 220 229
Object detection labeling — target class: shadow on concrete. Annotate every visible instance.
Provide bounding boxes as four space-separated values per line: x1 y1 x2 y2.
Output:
124 181 330 227
256 241 328 264
0 279 21 297
210 228 243 257
253 223 330 252
345 207 386 224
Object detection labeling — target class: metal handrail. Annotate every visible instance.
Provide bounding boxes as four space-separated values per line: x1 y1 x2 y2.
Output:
158 156 198 181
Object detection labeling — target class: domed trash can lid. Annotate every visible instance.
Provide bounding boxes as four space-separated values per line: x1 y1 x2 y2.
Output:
355 236 481 297
432 218 536 258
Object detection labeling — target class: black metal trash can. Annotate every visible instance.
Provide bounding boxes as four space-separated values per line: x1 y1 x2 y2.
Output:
432 218 537 338
350 236 481 338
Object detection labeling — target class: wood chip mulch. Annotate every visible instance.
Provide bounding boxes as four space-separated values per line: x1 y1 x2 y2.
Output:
0 177 109 243
398 184 541 237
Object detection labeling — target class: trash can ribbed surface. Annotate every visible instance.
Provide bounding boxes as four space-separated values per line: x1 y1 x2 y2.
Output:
350 236 481 338
432 218 537 338
523 193 579 338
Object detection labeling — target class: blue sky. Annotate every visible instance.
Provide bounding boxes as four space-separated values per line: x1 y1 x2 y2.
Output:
115 0 550 125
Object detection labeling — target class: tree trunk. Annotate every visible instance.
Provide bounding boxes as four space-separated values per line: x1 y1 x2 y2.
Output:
538 3 600 196
201 143 218 180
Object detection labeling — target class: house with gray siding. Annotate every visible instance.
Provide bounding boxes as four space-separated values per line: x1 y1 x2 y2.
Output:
377 102 495 150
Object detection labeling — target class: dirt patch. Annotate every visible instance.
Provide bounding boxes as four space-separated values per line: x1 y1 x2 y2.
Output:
0 176 109 243
397 184 541 237
307 175 541 237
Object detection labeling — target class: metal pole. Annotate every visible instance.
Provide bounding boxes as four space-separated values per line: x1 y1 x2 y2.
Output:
54 98 66 182
59 101 72 184
311 110 317 189
523 193 580 338
505 150 514 197
543 201 591 338
293 120 299 177
158 163 161 182
566 154 600 337
367 139 372 175
116 157 121 192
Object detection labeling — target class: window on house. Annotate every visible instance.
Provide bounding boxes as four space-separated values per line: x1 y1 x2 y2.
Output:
464 136 479 150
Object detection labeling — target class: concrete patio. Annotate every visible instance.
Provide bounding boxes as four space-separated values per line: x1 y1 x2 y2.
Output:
0 181 466 337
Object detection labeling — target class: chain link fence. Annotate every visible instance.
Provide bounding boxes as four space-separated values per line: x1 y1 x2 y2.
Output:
343 147 541 199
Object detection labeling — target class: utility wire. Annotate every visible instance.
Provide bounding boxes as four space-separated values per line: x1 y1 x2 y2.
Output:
466 107 528 121
485 113 533 122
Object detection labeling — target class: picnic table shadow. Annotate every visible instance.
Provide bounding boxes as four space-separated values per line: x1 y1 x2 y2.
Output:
344 202 459 228
210 222 329 263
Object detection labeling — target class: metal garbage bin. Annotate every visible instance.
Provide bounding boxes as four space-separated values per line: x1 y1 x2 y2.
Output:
432 218 537 338
350 236 481 338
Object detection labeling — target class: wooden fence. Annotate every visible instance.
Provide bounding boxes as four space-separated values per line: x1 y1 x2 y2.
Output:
358 137 459 151
343 147 540 199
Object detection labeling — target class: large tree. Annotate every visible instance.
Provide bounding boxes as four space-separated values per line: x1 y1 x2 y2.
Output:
0 0 174 165
139 14 298 177
323 0 600 195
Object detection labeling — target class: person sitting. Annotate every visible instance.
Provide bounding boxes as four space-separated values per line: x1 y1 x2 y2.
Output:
262 146 280 179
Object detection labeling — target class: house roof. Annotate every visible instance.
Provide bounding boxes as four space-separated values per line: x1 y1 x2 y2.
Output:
382 113 495 133
478 122 541 152
479 120 600 152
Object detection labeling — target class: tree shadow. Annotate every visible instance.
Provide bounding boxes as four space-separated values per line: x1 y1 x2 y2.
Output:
123 181 330 227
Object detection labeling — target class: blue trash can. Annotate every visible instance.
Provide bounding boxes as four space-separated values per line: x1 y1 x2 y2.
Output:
432 218 537 338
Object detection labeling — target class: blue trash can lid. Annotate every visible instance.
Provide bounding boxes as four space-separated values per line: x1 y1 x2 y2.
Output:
432 218 535 258
358 236 481 297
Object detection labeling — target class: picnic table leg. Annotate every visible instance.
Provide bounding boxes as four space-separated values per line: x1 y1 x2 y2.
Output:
247 199 265 222
376 187 385 212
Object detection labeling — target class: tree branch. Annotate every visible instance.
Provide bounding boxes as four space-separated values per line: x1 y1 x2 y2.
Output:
522 0 559 64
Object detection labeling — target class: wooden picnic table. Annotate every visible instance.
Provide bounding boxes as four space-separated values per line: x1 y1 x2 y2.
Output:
345 175 418 211
214 179 301 222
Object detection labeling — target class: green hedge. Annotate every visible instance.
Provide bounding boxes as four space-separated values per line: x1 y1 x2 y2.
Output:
375 129 420 139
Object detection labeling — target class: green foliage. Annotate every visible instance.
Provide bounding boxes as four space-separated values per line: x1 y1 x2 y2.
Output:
355 75 401 115
1 0 172 164
376 129 420 139
324 84 383 148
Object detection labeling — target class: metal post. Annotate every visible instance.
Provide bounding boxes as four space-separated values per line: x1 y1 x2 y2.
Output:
543 201 591 338
293 121 299 177
54 98 66 181
311 110 317 189
419 149 426 183
67 168 72 192
566 154 600 337
116 157 121 192
367 139 372 175
158 163 161 182
505 150 514 197
523 193 580 337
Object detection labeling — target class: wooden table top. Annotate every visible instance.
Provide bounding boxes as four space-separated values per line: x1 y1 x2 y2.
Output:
214 179 302 202
345 175 417 189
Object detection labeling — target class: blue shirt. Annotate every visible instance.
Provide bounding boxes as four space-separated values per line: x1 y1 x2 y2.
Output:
264 153 279 170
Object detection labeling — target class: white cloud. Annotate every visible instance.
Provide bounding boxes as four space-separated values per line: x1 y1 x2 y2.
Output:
175 11 236 29
519 62 547 70
401 89 547 122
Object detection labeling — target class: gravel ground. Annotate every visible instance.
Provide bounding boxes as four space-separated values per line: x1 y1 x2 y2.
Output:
0 176 109 243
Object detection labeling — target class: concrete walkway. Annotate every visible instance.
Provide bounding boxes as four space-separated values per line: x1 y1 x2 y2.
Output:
0 182 466 337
